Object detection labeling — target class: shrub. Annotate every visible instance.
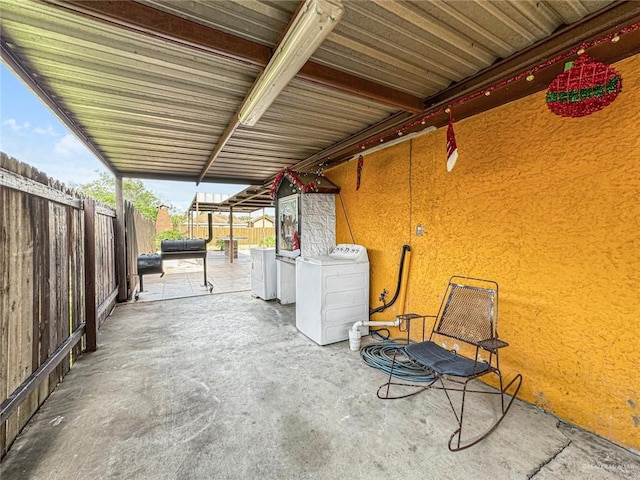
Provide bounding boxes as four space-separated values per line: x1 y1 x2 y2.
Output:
214 239 224 251
259 236 275 247
155 229 184 249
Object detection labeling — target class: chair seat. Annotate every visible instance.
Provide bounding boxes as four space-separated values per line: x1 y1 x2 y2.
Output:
405 341 490 377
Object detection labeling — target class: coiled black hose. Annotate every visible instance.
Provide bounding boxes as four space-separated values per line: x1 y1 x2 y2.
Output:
360 339 435 383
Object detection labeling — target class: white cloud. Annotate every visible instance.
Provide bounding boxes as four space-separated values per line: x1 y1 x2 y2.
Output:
2 118 30 134
54 134 85 156
33 125 59 136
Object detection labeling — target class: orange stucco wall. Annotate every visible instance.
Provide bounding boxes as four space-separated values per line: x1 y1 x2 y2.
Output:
326 54 640 451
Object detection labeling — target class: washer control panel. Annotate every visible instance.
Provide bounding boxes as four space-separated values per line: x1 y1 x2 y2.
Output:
328 244 368 262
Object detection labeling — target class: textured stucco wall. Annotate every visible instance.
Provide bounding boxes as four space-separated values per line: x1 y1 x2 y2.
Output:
326 54 640 451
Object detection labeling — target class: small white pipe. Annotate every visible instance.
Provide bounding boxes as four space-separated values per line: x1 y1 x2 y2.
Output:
349 318 401 351
351 126 436 159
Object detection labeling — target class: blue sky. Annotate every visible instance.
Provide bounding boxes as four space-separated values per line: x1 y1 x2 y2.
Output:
0 64 249 213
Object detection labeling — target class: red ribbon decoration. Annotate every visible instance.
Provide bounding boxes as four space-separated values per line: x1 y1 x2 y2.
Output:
356 155 364 190
446 110 458 172
269 168 318 198
292 231 300 251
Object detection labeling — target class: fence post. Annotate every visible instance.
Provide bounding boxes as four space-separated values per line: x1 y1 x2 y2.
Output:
229 206 234 264
83 198 97 352
115 177 127 302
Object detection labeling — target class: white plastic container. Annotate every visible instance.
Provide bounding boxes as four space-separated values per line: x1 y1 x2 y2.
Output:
251 247 277 300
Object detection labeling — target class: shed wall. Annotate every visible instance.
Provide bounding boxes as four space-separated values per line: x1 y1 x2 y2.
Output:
327 54 640 451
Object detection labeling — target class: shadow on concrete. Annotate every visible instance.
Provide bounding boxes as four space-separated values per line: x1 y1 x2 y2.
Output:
2 292 639 479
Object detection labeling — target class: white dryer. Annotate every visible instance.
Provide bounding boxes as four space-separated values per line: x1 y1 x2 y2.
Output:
295 244 369 345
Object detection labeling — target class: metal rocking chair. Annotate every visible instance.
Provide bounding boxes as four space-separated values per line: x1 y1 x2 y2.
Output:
377 276 523 451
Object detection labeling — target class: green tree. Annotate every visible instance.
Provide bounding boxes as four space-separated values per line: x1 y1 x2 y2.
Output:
76 172 162 221
169 205 187 231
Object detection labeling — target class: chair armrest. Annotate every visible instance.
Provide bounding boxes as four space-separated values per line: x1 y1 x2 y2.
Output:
396 313 435 321
396 314 437 339
477 338 509 350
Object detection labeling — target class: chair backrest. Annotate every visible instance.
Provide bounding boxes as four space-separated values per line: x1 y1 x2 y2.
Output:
433 277 497 346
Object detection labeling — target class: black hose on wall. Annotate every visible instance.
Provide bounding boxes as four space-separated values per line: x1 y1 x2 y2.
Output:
369 244 411 316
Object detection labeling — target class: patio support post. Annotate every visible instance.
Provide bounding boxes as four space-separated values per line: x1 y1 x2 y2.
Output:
115 176 127 302
83 198 97 352
196 197 199 237
229 206 234 264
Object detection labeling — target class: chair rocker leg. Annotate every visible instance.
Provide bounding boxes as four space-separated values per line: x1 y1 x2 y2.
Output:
447 372 524 452
376 350 435 400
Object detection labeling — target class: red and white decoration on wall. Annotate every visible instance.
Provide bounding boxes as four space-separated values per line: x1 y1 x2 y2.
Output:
446 110 459 172
356 155 364 189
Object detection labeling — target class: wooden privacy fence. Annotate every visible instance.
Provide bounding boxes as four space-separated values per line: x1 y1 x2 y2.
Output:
125 201 155 299
93 202 118 328
188 226 275 247
0 156 91 457
0 154 153 458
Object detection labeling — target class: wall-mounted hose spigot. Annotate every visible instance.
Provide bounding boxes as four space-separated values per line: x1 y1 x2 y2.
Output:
378 289 388 303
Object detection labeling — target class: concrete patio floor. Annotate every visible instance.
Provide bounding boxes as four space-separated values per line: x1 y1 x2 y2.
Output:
135 249 251 302
2 292 639 479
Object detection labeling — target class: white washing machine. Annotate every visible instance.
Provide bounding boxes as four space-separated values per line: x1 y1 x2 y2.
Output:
295 244 369 345
251 247 277 300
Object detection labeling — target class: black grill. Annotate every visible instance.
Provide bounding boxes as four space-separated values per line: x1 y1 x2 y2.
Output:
137 253 163 275
160 238 206 253
136 213 214 295
137 253 163 292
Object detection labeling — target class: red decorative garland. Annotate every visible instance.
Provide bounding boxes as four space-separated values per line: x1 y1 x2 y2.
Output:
546 54 622 117
269 167 318 198
292 231 300 251
356 155 363 190
446 110 458 172
354 22 640 151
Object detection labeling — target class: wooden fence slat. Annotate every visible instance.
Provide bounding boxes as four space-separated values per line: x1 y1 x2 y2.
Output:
49 202 63 394
115 179 127 302
34 195 48 398
29 184 46 427
94 210 117 323
20 181 36 446
3 179 34 454
0 184 10 454
0 166 81 209
95 203 116 217
72 206 85 361
124 201 155 298
84 200 97 352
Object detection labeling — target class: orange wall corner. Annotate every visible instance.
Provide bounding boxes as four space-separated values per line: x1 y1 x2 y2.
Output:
326 54 640 451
